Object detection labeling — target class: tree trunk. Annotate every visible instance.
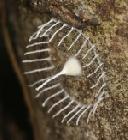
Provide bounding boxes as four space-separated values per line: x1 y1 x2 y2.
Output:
0 0 128 140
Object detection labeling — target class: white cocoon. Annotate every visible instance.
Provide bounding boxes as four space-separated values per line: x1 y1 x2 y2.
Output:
62 56 82 76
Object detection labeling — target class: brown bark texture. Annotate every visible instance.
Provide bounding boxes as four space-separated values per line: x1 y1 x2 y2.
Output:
0 0 128 140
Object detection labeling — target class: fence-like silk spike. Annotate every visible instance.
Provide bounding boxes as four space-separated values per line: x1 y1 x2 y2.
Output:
22 18 108 126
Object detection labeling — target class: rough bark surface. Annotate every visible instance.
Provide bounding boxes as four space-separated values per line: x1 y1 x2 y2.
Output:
1 0 128 140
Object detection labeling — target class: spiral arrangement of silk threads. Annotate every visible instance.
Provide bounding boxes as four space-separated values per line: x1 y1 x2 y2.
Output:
22 18 108 125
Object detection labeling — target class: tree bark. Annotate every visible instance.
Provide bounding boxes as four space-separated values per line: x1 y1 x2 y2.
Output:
0 0 128 140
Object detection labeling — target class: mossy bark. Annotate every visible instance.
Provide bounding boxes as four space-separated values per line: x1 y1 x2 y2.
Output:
0 0 128 140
